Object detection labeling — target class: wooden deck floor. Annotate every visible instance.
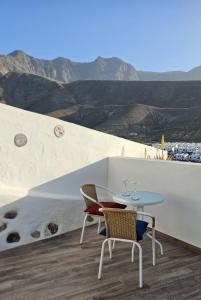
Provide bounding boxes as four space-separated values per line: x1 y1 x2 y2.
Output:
0 225 201 300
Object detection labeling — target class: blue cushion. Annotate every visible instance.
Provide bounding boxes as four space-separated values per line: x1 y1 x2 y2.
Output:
136 220 148 241
100 227 106 236
99 220 148 241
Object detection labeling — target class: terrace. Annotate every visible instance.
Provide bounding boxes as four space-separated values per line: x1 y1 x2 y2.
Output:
0 103 201 299
0 226 200 299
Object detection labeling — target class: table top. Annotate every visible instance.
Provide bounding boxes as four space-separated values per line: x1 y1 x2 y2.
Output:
113 191 164 207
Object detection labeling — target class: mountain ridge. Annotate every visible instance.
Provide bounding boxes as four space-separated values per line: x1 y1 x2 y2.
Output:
2 50 201 81
1 71 201 143
0 51 139 82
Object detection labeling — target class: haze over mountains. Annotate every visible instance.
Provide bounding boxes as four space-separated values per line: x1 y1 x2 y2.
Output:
1 71 201 143
1 50 201 81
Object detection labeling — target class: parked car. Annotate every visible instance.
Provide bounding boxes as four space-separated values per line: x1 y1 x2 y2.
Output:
189 153 201 162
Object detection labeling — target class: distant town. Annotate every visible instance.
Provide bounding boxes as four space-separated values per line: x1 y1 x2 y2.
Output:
153 143 201 163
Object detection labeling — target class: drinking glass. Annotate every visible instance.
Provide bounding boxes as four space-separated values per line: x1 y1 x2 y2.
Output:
130 180 139 200
122 179 130 196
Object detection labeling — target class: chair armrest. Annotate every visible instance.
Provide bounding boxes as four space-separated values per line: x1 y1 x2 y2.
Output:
136 211 155 228
80 188 103 206
95 185 114 196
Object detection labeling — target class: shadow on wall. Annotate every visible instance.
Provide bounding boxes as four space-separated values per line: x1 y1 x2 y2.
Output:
30 157 108 198
0 158 108 250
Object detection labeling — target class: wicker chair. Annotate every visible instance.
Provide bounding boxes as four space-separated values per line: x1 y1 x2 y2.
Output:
98 208 157 288
80 184 126 244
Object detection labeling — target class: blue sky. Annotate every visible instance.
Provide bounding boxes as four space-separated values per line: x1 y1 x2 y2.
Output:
0 0 201 71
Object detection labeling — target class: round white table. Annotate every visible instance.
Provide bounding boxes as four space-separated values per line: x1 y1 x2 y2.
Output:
113 191 164 211
113 191 165 254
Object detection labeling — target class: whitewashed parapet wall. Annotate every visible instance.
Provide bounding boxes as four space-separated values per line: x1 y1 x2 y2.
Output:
108 157 201 248
0 103 165 193
0 103 165 249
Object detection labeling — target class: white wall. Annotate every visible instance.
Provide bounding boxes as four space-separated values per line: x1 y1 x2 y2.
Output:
0 104 164 249
108 157 201 248
0 103 164 197
0 158 108 250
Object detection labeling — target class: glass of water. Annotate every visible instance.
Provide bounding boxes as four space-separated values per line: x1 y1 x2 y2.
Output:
122 179 130 196
130 180 139 200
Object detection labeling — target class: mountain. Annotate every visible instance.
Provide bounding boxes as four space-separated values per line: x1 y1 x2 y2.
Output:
0 51 139 82
0 72 76 112
138 66 201 81
3 50 201 82
1 72 201 143
2 50 201 82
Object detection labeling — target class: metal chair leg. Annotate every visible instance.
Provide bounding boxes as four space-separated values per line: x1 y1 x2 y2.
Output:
99 239 143 288
138 244 143 288
108 239 112 259
152 228 156 266
155 238 164 255
98 239 107 279
146 232 164 255
97 216 101 234
80 214 88 244
131 243 136 263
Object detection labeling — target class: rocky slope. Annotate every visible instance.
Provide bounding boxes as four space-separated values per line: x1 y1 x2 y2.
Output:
0 51 139 82
1 72 201 143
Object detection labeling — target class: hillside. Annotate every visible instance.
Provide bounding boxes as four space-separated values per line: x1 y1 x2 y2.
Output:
138 65 201 81
1 72 201 143
0 51 139 82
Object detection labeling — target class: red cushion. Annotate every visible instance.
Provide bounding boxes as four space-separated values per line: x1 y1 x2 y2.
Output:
84 201 126 216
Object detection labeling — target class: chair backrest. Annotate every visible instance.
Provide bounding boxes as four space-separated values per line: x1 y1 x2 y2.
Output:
101 208 137 241
80 184 98 208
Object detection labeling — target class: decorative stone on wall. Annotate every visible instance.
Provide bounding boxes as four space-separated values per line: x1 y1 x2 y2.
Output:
54 125 65 138
44 222 59 237
0 223 7 232
0 208 63 249
14 133 28 147
86 215 94 222
4 210 17 219
31 230 41 239
7 232 20 243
